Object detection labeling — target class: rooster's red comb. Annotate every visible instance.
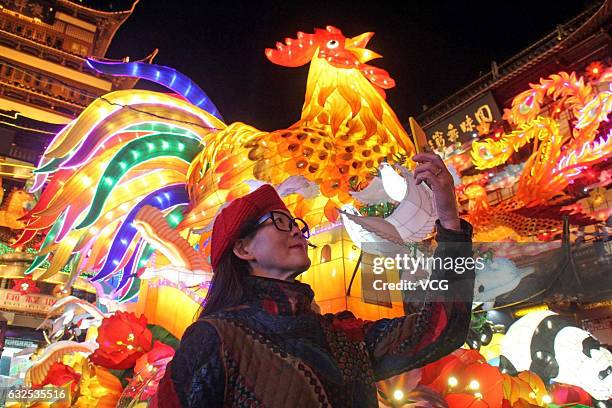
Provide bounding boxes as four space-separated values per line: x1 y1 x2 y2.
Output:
265 26 345 67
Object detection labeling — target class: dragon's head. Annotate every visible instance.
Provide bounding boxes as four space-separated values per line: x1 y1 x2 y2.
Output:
265 25 395 90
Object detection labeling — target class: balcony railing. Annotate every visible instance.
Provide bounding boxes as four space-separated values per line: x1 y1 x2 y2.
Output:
0 10 92 61
5 145 40 164
0 80 83 119
0 59 97 108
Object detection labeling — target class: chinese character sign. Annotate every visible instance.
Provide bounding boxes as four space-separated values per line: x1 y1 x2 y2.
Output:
424 92 502 149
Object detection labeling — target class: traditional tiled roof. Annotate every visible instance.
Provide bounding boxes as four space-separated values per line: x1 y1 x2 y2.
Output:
59 0 139 17
416 0 610 129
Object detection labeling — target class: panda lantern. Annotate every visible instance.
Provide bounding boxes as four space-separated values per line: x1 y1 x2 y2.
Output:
500 310 612 402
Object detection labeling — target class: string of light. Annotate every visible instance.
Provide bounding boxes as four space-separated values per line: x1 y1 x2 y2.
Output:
97 96 223 132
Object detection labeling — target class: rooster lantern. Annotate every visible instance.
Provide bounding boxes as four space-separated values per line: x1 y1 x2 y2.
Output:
17 26 419 298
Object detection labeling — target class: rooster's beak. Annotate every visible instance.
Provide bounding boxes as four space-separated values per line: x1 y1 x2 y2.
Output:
345 32 382 63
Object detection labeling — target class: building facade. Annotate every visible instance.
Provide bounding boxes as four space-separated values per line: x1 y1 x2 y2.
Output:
0 0 144 124
0 0 146 383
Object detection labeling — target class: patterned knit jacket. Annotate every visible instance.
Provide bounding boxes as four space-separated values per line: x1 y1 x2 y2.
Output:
156 220 474 407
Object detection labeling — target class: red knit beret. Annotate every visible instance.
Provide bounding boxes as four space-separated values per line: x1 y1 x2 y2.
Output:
210 184 289 269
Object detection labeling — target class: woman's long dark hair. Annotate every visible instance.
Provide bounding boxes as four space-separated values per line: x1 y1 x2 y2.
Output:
196 252 250 319
196 221 258 319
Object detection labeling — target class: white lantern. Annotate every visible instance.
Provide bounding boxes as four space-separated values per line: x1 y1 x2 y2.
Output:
342 163 437 256
501 310 612 401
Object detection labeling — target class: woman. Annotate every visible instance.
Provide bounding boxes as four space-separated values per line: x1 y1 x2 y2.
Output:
155 153 474 407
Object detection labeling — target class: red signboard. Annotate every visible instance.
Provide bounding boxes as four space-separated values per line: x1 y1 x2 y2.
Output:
0 289 56 315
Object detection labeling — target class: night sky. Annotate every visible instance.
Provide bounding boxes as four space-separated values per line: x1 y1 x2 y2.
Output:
99 0 594 131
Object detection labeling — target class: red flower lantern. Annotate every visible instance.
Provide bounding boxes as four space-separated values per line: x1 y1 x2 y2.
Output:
134 340 176 379
586 61 604 81
445 393 490 408
41 362 81 393
420 349 485 393
90 311 153 370
550 383 593 406
419 349 506 407
11 275 40 295
129 341 176 401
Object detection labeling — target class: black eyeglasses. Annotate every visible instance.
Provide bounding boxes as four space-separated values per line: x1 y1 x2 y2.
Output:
253 211 310 239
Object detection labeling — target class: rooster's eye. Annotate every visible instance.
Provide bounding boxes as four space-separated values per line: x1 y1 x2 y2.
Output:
326 40 340 49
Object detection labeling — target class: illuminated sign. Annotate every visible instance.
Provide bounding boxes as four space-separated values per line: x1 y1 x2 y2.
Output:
424 92 502 150
5 338 38 349
0 289 56 315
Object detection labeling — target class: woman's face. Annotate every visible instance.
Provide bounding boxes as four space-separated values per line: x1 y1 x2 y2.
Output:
234 211 311 279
